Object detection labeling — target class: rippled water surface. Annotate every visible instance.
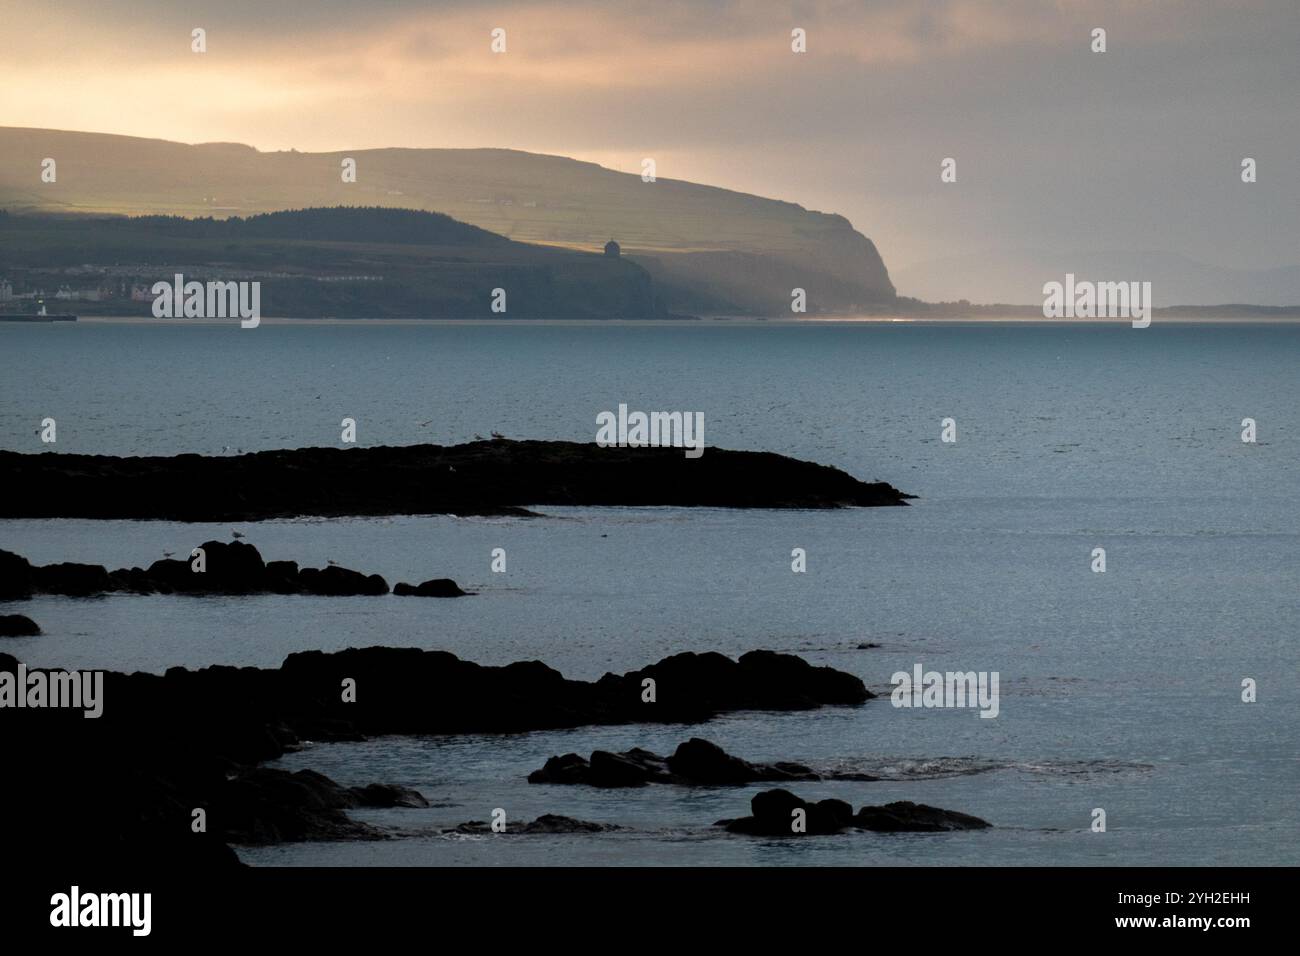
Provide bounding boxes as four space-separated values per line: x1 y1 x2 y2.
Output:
2 321 1297 865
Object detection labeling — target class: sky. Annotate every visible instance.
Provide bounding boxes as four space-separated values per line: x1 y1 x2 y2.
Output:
1 0 1297 300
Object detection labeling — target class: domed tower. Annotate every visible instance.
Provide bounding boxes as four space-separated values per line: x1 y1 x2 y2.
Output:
603 239 621 258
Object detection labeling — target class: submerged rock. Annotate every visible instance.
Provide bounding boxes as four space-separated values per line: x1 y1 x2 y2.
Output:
350 783 431 809
719 788 992 835
528 737 819 787
447 814 622 835
0 614 41 637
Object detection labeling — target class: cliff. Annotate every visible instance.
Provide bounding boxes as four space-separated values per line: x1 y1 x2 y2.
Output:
0 127 896 315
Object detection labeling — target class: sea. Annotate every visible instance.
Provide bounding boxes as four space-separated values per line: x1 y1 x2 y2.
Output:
1 319 1297 866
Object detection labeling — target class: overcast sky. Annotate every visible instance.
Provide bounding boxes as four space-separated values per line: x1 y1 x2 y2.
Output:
2 0 1296 297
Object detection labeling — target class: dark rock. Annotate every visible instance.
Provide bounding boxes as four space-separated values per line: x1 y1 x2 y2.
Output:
33 561 113 596
2 647 869 868
264 560 300 591
296 565 389 596
594 650 872 725
0 540 389 598
0 614 40 637
269 646 872 737
0 548 35 599
149 539 267 593
393 578 469 597
526 752 592 785
588 748 669 787
447 814 622 835
349 783 430 809
666 737 817 785
721 788 855 835
211 767 411 844
853 800 992 832
0 439 913 522
528 738 820 787
665 737 754 783
720 789 990 836
526 748 673 787
733 649 868 709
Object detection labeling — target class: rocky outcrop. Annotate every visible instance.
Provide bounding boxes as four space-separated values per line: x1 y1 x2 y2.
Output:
719 788 991 835
0 540 444 599
722 788 857 835
274 646 871 735
211 767 429 845
0 439 913 522
393 578 469 597
851 801 992 832
1 647 870 868
528 737 819 787
0 614 40 637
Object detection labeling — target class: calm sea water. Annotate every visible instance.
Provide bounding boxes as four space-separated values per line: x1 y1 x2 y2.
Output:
1 320 1297 866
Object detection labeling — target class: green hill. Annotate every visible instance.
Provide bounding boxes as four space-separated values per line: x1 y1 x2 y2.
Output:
0 207 666 320
0 127 896 315
119 206 513 247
